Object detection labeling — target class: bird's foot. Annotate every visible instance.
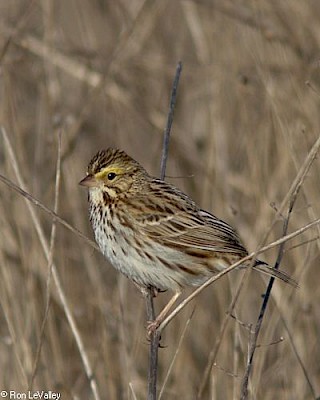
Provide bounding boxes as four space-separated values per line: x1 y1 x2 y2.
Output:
146 319 161 339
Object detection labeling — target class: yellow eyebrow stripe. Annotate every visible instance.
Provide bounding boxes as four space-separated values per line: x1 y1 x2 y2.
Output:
95 166 124 179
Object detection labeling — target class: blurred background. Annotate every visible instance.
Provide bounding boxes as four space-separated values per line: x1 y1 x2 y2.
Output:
0 1 320 399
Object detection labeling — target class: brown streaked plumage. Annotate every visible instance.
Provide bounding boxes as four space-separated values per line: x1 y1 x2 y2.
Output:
79 148 297 333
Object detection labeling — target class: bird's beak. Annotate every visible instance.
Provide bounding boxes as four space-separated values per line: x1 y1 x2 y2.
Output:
79 174 98 188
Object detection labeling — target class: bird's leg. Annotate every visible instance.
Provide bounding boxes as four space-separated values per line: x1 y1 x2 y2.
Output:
134 283 157 321
134 283 162 298
147 290 181 336
134 283 150 298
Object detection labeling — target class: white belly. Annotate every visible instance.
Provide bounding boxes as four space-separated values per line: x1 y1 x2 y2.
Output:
88 191 212 291
90 207 189 291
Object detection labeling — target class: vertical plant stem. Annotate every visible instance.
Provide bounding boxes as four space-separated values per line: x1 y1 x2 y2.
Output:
240 190 299 399
159 61 183 180
147 61 183 400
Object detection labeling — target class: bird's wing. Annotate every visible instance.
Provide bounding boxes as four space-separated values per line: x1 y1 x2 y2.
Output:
133 202 247 255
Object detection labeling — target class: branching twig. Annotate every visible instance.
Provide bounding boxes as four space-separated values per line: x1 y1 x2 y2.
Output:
261 134 320 251
147 61 183 400
196 133 320 396
196 267 252 399
240 226 289 398
240 170 301 400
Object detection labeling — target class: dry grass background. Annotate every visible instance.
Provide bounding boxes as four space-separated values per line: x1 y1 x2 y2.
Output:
0 1 320 399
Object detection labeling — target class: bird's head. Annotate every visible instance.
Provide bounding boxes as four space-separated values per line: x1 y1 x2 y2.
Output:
79 148 147 199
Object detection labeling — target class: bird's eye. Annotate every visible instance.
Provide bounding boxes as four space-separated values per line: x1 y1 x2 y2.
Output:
107 172 116 181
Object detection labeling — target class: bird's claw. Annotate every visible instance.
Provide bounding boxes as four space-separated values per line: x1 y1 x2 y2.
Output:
146 319 160 339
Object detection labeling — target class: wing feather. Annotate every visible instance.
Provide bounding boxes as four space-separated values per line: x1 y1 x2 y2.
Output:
133 202 247 255
123 179 248 256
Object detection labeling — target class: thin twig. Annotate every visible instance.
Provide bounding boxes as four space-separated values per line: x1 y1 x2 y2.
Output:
158 244 286 335
260 133 320 252
1 128 101 400
285 236 320 252
255 336 284 348
240 174 301 400
160 61 183 180
147 327 161 400
0 172 98 252
196 133 320 396
196 268 252 399
243 231 317 396
165 133 320 396
159 309 194 400
147 61 183 400
279 313 317 399
146 286 160 400
29 131 61 388
213 362 238 379
129 382 138 400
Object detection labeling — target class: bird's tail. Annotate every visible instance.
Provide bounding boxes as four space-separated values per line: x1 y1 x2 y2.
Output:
253 260 298 288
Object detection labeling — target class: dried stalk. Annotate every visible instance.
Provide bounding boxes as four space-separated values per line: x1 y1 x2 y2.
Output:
147 61 183 400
